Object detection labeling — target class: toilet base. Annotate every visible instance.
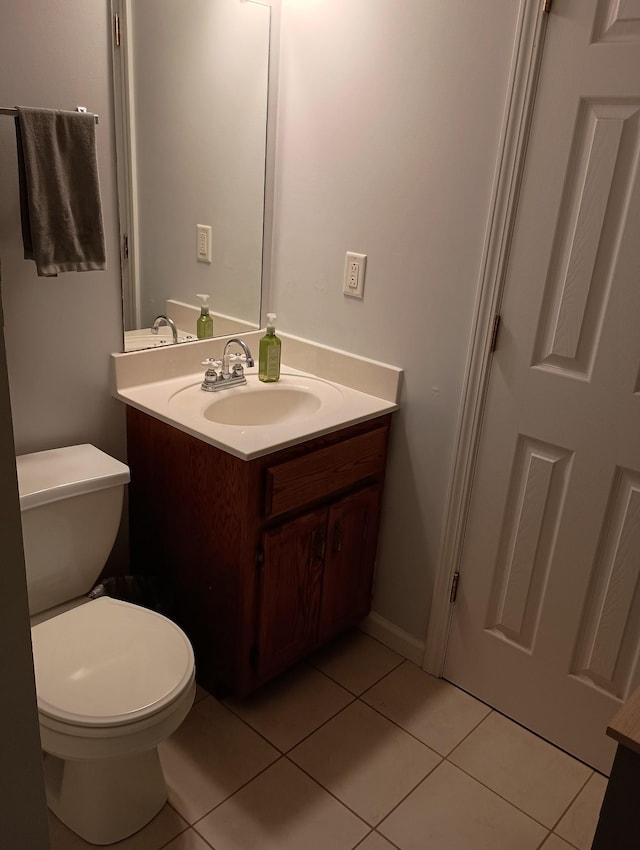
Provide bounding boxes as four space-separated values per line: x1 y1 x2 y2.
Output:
43 747 167 845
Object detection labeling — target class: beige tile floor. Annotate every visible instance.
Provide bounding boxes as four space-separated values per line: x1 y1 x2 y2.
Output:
48 630 608 850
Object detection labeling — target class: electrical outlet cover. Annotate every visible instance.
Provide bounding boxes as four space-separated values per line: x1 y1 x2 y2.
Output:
343 251 366 298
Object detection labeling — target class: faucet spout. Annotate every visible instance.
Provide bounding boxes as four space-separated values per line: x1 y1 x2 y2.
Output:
151 315 178 344
223 338 254 368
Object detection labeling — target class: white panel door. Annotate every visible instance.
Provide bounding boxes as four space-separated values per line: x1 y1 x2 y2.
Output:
443 0 640 773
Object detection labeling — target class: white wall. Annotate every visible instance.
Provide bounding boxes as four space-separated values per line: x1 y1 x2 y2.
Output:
272 0 520 640
0 0 125 463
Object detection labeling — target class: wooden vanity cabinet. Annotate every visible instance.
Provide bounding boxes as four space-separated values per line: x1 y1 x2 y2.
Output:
126 406 392 697
257 484 381 682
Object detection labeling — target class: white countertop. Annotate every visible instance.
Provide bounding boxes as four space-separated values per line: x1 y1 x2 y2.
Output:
115 365 398 460
112 332 402 460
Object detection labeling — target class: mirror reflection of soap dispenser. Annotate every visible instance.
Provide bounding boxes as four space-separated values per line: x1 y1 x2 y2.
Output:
259 312 281 382
196 294 213 339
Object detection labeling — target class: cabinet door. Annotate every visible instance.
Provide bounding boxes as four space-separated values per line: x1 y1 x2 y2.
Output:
257 507 327 679
318 485 381 644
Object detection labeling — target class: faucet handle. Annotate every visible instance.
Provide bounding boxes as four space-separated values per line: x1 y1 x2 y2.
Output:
201 358 221 370
226 352 248 365
201 358 221 391
221 351 250 378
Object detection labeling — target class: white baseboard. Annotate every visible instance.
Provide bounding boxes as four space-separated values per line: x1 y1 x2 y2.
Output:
360 612 425 666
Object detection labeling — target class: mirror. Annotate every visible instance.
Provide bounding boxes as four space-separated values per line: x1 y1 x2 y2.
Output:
111 0 275 351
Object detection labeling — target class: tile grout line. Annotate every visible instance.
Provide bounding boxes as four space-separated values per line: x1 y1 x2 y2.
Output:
546 768 596 835
373 756 446 839
281 750 407 839
216 692 292 753
185 752 286 830
356 658 410 701
187 658 441 842
442 699 599 843
352 686 587 843
184 696 401 838
443 708 596 838
444 704 494 757
356 684 484 759
179 639 596 850
200 632 407 758
218 662 358 753
153 810 191 850
350 827 376 850
180 825 218 850
181 652 393 831
308 648 405 697
356 669 600 842
282 693 359 755
533 830 552 850
445 758 562 834
351 827 404 850
192 654 430 842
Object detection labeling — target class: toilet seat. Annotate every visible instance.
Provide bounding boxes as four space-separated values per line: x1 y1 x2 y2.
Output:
31 596 195 728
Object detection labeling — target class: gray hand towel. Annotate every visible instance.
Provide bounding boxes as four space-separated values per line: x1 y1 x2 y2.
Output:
15 106 106 277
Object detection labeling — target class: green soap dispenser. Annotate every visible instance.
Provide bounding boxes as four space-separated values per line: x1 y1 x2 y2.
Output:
196 294 213 339
259 312 281 382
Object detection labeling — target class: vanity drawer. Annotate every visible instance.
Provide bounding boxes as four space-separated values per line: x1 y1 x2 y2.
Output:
264 425 388 519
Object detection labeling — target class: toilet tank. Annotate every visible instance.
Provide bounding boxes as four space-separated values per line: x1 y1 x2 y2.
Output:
16 445 130 616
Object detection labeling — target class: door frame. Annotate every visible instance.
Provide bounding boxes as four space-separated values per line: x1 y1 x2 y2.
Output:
423 0 552 675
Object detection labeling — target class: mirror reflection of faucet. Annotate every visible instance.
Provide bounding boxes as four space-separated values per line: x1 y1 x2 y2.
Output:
150 314 178 344
201 338 254 392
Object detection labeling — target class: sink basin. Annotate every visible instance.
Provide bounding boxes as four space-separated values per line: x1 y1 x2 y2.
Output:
168 373 344 428
203 386 322 426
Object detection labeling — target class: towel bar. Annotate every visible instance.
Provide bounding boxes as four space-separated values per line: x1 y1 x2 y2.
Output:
0 106 99 124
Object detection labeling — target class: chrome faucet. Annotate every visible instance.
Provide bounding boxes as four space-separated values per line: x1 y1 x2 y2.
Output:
201 338 254 392
222 338 254 373
150 315 178 344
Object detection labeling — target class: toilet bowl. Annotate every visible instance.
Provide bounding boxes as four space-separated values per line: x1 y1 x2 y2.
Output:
17 445 196 845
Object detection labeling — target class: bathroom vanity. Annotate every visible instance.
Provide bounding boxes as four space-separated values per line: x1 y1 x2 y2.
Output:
112 332 401 696
127 408 391 696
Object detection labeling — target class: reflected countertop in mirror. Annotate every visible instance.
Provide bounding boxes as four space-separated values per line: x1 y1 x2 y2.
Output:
112 0 278 352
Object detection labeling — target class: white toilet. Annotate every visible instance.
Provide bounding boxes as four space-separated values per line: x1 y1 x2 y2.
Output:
17 444 196 846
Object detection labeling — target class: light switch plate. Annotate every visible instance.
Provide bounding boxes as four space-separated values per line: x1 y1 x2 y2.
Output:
197 224 212 263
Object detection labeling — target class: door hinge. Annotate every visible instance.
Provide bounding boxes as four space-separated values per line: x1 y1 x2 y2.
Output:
114 13 121 47
122 233 129 260
255 545 264 571
249 644 259 669
450 571 460 604
542 0 553 13
489 314 501 353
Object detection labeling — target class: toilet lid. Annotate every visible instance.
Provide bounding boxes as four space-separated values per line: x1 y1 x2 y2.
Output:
31 597 195 727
